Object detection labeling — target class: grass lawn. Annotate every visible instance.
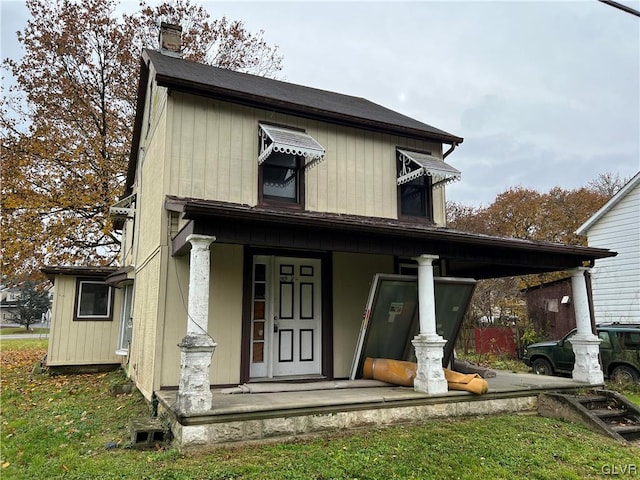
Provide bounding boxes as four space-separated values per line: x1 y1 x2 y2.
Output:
1 341 638 479
0 327 50 336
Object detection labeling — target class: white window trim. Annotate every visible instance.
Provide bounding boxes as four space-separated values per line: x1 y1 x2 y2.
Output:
75 280 113 320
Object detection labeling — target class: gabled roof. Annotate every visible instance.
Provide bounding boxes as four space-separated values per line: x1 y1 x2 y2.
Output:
144 49 463 144
125 50 463 197
576 171 640 235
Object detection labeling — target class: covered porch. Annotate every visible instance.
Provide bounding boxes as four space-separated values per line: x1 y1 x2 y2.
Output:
156 371 595 449
162 198 615 448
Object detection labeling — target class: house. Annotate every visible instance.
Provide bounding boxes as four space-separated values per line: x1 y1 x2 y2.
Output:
43 24 616 447
0 285 21 324
576 172 640 324
523 277 578 340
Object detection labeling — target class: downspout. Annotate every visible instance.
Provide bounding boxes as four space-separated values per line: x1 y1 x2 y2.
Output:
443 141 458 159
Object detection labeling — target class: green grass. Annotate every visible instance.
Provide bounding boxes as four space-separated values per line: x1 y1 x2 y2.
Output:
0 327 49 335
1 343 638 479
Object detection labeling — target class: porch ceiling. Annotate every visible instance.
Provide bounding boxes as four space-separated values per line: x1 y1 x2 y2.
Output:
165 196 615 279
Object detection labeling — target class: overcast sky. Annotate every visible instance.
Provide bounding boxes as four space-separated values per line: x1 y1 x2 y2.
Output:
2 1 639 206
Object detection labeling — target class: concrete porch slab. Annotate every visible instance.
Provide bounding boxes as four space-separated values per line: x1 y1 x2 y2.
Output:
155 371 597 450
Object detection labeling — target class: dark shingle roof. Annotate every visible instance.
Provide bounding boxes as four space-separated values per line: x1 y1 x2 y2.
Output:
144 49 463 144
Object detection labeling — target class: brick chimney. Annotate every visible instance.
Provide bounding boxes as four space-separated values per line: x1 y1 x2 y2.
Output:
159 22 182 58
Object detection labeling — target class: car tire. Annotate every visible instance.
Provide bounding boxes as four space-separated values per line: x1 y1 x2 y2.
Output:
532 358 553 376
610 365 639 383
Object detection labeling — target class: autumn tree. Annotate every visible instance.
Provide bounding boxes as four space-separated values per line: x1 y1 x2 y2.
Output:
1 0 283 280
447 176 616 352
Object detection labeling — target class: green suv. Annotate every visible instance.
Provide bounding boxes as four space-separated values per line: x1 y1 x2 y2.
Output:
522 323 640 382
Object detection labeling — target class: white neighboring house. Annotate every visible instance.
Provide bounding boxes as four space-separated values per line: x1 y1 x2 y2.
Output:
577 172 640 324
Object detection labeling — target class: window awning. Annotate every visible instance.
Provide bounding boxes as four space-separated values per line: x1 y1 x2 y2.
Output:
397 149 461 188
259 124 326 170
109 193 136 230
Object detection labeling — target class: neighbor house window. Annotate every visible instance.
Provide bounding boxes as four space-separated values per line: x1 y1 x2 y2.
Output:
258 123 325 208
74 279 113 321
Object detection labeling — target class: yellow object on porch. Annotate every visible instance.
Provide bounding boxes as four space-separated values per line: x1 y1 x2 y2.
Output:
362 357 488 394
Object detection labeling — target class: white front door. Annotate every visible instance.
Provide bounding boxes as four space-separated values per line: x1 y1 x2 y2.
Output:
250 256 322 378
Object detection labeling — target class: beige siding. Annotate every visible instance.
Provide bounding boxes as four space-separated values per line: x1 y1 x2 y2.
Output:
332 253 395 377
125 75 172 401
165 92 447 223
47 275 121 366
129 248 165 401
135 104 168 263
160 243 244 387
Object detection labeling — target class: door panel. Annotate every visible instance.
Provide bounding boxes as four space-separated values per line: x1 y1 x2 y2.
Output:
249 256 322 378
272 258 322 376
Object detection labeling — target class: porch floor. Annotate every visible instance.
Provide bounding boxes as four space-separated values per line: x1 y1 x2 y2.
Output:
156 371 597 449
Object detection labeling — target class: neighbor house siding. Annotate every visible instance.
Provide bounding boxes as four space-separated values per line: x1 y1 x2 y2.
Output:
166 92 447 224
332 253 395 378
47 275 121 366
587 181 639 323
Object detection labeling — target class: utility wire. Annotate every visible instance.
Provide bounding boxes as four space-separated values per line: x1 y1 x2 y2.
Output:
598 0 640 17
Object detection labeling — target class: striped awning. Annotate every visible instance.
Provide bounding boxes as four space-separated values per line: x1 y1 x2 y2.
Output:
397 149 461 188
259 124 326 170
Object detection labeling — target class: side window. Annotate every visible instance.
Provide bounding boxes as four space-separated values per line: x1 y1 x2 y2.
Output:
74 279 113 321
563 330 577 347
117 283 134 353
598 331 612 349
622 332 640 349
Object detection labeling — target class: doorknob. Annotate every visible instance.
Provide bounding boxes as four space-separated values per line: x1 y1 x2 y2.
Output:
274 318 279 333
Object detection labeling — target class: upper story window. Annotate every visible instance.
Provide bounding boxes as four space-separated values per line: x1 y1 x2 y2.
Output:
74 279 113 321
258 123 325 207
396 148 461 221
262 151 302 203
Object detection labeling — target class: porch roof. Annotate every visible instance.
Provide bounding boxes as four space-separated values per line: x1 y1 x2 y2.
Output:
165 196 616 279
41 266 120 281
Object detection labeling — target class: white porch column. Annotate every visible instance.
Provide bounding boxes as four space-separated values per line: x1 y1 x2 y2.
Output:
569 267 603 385
411 254 448 394
176 234 217 415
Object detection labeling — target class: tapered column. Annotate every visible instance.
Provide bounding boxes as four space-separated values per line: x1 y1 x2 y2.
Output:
570 267 603 385
176 234 217 415
412 254 448 394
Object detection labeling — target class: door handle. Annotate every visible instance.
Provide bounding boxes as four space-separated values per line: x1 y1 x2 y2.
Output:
274 317 279 333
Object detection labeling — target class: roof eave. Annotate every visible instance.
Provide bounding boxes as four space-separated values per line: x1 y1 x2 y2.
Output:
171 197 615 261
576 171 640 235
153 72 464 146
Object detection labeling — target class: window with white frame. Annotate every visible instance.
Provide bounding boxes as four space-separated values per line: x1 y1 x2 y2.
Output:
116 283 134 354
74 279 113 321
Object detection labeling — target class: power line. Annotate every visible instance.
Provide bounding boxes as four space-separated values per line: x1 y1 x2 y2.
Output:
598 0 640 17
